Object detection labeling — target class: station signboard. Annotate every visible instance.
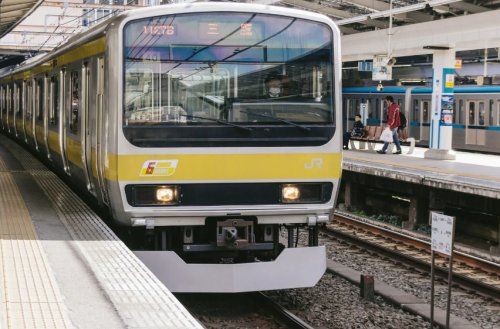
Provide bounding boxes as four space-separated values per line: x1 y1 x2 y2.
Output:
431 212 455 256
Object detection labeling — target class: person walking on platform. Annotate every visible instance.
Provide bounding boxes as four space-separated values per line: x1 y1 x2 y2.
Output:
377 96 402 154
343 114 364 150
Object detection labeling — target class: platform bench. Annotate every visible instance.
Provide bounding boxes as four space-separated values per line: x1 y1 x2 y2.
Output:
349 126 415 154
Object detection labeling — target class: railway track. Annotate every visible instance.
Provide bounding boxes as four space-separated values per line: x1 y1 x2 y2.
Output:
253 292 315 329
178 292 314 329
322 211 500 301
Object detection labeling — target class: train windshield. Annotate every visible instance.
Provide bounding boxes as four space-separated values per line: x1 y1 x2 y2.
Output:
123 12 335 147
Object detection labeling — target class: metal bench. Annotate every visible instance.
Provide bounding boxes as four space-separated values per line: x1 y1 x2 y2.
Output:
349 126 415 154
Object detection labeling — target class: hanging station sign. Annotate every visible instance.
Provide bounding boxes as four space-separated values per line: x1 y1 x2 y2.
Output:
372 55 392 81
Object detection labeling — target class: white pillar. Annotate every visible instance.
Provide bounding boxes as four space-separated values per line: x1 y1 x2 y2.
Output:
424 49 456 160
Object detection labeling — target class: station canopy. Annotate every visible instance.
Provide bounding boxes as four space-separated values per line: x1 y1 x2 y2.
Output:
269 0 500 34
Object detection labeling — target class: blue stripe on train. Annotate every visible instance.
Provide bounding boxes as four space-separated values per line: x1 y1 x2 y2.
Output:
342 86 500 94
409 122 500 130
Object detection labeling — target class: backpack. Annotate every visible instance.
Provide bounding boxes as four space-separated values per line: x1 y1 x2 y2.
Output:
399 112 407 128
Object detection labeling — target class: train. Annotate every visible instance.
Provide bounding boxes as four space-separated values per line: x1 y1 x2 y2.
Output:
342 86 500 153
0 3 343 292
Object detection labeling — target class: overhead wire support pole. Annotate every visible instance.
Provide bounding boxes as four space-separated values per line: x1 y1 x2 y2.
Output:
387 0 393 58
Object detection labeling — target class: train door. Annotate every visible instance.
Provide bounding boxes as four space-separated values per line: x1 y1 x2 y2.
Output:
465 100 476 144
465 100 485 146
95 56 109 204
342 97 348 132
419 99 430 142
21 81 27 142
48 75 60 160
15 82 23 140
34 78 45 151
59 70 70 174
26 80 35 148
81 61 96 195
7 85 11 133
0 86 4 130
43 75 51 159
347 98 359 131
13 83 19 137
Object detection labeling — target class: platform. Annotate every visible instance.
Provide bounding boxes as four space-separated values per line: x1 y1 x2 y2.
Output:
343 144 500 199
0 136 202 328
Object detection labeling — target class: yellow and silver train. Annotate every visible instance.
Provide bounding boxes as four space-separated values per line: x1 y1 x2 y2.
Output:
0 2 342 292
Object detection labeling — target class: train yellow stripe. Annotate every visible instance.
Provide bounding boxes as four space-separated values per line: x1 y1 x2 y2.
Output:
106 153 342 182
67 137 83 168
48 130 60 155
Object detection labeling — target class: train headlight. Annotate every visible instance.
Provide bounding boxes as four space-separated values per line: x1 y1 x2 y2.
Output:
156 186 177 203
280 183 333 204
282 185 300 202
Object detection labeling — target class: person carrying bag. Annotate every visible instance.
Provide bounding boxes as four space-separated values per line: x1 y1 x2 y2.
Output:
377 96 402 154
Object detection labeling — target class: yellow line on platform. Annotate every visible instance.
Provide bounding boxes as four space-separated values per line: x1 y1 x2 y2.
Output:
0 172 71 328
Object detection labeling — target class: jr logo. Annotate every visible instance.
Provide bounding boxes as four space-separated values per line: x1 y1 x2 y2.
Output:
304 158 323 169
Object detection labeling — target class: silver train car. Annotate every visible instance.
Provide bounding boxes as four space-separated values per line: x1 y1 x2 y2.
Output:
342 86 500 153
0 3 343 292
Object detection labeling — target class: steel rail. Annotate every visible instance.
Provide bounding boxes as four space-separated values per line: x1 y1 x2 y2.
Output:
322 211 500 301
252 292 315 329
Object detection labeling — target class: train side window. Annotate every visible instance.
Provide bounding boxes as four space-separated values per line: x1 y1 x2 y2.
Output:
26 82 32 120
458 100 464 124
422 101 429 123
69 71 79 134
49 76 59 126
478 102 485 126
36 79 44 122
468 102 475 125
412 99 419 122
16 83 23 119
10 86 13 115
488 100 494 126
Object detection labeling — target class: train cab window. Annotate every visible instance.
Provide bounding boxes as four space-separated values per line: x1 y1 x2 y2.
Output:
478 102 485 126
36 79 44 122
50 76 60 126
123 12 336 147
69 71 79 134
422 101 429 123
468 102 475 125
489 100 494 126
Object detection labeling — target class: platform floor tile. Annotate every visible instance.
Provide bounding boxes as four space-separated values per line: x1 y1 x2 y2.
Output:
0 172 72 329
0 137 201 328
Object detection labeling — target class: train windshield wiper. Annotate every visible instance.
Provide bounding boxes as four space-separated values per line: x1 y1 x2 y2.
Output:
179 114 253 132
240 110 311 132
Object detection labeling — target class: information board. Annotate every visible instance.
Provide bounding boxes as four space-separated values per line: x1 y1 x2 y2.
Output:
431 212 455 256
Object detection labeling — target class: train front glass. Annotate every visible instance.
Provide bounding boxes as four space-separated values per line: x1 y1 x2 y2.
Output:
122 12 335 147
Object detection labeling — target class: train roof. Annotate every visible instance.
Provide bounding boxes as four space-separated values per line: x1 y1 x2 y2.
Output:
342 86 500 94
1 2 339 81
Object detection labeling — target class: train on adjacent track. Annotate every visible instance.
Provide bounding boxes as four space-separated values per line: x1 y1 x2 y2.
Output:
0 3 342 292
343 86 500 153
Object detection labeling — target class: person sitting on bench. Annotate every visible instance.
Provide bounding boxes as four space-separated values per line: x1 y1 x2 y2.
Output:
343 114 364 150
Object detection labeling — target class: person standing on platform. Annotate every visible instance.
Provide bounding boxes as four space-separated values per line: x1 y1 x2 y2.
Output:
343 114 364 150
377 96 402 154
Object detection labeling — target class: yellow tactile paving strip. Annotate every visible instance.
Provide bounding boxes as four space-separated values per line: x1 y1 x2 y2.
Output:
0 138 202 328
0 172 72 329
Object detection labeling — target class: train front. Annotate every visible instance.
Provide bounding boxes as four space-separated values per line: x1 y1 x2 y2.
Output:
112 3 342 292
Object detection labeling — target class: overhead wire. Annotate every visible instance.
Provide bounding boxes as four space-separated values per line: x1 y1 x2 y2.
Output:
33 0 140 54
